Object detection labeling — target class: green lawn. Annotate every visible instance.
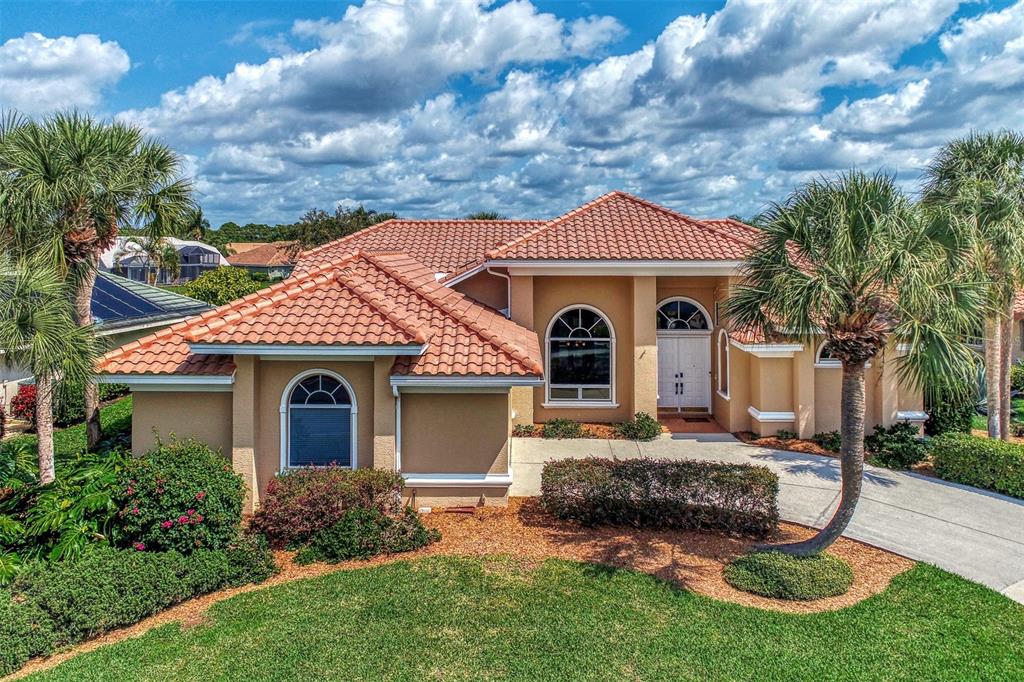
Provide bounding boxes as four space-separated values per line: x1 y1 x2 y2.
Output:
2 396 132 458
29 557 1023 681
971 397 1024 432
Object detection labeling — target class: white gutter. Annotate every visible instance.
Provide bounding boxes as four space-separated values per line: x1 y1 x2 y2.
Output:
393 384 402 472
443 264 487 286
390 376 544 388
486 266 512 317
189 343 427 356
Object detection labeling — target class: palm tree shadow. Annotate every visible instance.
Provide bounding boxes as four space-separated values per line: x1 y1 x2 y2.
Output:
748 451 899 488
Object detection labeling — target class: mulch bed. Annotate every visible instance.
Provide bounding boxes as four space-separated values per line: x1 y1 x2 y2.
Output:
515 422 670 439
737 432 941 478
11 498 913 679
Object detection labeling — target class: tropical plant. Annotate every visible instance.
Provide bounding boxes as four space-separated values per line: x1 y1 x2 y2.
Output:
0 257 101 484
0 111 194 450
465 211 507 220
724 171 983 555
180 266 265 306
922 131 1024 440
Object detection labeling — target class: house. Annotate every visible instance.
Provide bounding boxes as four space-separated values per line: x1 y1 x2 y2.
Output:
101 236 229 284
1 272 211 409
96 192 924 511
225 241 296 280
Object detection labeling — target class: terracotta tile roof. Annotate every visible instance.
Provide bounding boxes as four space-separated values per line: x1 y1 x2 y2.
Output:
1015 292 1024 320
294 219 543 280
486 191 756 261
98 250 542 379
225 241 296 267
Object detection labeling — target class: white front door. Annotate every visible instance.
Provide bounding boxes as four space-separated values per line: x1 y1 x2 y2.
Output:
657 335 711 410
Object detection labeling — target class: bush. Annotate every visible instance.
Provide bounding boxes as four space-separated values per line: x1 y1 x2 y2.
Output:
1012 362 1024 393
0 405 5 440
865 422 926 469
249 467 403 549
615 412 661 441
10 384 36 424
541 457 779 538
294 507 439 564
512 424 537 437
0 591 56 676
931 433 1024 499
775 429 798 440
52 382 132 428
925 386 976 437
182 267 266 306
812 431 842 452
724 551 854 600
114 439 244 553
541 418 585 439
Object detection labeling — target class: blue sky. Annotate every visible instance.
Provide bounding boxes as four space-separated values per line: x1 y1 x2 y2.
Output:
2 0 1022 226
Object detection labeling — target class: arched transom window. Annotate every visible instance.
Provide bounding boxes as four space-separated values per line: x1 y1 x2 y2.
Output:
285 373 354 468
546 306 614 403
815 342 842 368
657 299 710 331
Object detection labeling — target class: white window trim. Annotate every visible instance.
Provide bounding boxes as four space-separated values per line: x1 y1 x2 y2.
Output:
814 341 871 368
279 368 359 472
656 296 713 333
716 329 730 400
544 304 616 407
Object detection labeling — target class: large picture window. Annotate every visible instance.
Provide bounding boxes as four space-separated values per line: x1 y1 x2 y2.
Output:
546 306 614 403
285 372 354 468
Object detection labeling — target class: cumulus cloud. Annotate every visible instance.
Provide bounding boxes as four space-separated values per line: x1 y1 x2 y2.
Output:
0 32 130 114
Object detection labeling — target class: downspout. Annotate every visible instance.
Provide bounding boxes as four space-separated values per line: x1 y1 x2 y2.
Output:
392 385 402 472
486 266 511 318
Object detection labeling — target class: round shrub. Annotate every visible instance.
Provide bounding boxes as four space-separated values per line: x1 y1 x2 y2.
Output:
865 422 927 469
294 507 439 565
114 439 244 553
724 551 854 600
812 431 842 452
181 267 265 306
615 412 661 441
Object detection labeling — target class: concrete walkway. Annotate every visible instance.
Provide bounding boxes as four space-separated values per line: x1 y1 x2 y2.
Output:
509 433 1024 604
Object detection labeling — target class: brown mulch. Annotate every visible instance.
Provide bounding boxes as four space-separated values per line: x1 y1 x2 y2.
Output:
738 431 837 457
9 498 913 680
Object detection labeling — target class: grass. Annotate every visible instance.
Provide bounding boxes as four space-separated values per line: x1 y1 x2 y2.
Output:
28 557 1024 681
2 396 133 458
971 397 1024 432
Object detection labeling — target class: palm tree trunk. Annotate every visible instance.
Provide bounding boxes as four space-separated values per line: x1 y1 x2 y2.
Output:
985 315 1002 439
36 372 56 485
771 360 867 556
1000 308 1013 440
75 255 102 450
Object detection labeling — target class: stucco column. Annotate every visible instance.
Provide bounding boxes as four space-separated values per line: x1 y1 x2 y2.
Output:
792 345 816 438
509 274 535 426
373 356 397 470
231 355 259 512
632 276 658 416
878 345 899 427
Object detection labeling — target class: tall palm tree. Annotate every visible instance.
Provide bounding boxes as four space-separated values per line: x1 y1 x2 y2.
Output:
0 111 194 449
922 131 1024 440
0 256 100 484
725 171 983 555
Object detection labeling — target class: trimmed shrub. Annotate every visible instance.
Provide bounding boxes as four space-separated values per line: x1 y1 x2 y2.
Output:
812 431 842 452
114 439 244 553
775 429 798 441
615 412 661 441
249 467 403 549
541 458 779 538
541 418 585 439
1012 362 1024 393
724 551 853 600
295 507 439 564
10 384 36 424
925 387 976 437
865 422 926 469
931 433 1024 499
0 591 56 676
512 424 537 437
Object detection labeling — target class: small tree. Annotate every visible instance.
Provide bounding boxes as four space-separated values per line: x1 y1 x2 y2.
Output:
181 266 264 306
725 171 982 555
287 206 397 257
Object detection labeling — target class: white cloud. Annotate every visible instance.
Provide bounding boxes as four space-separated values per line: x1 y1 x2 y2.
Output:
0 32 130 114
566 15 628 57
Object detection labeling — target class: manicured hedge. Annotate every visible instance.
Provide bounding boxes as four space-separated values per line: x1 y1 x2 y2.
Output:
724 551 853 600
931 433 1024 499
540 458 779 538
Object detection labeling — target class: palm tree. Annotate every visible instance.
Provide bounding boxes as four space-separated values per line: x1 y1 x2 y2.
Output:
724 171 983 555
0 111 194 450
0 256 100 484
922 131 1024 440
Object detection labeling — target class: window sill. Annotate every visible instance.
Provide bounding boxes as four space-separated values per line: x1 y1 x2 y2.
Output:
542 401 620 409
716 390 730 401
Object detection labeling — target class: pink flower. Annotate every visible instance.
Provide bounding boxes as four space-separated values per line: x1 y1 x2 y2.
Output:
178 515 189 524
161 520 173 529
126 486 134 496
132 507 140 515
195 492 206 501
194 514 203 523
187 509 196 515
134 542 145 551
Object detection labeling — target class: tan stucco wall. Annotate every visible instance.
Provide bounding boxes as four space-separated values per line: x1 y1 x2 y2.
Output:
400 392 510 475
131 391 233 456
405 487 508 509
452 271 508 311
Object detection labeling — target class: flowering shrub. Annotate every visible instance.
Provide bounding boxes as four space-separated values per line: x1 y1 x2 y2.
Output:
294 507 439 564
249 467 403 549
114 439 244 553
10 385 36 424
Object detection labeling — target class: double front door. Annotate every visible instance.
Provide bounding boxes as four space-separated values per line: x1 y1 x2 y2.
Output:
657 335 711 410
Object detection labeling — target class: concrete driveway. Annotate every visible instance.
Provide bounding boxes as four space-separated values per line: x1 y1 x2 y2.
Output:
510 433 1024 604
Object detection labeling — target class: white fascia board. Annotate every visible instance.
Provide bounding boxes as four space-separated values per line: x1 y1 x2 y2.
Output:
402 473 513 488
730 340 804 357
98 374 234 392
391 375 544 389
189 343 427 356
486 259 742 277
443 264 487 286
897 411 929 422
748 406 796 422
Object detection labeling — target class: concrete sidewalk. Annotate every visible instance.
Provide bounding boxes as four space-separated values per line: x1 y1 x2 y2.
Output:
509 434 1024 604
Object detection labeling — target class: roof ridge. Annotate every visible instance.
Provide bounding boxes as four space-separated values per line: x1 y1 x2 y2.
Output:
332 265 431 345
610 191 761 251
485 191 624 259
295 218 400 263
361 251 542 375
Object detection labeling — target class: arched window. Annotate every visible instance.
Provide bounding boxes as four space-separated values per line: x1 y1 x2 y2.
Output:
546 306 614 403
717 329 730 398
815 342 842 368
283 372 355 468
657 298 710 331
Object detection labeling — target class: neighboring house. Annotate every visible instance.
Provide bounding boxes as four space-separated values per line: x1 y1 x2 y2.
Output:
1 272 211 409
101 236 229 284
226 241 296 280
97 192 924 511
